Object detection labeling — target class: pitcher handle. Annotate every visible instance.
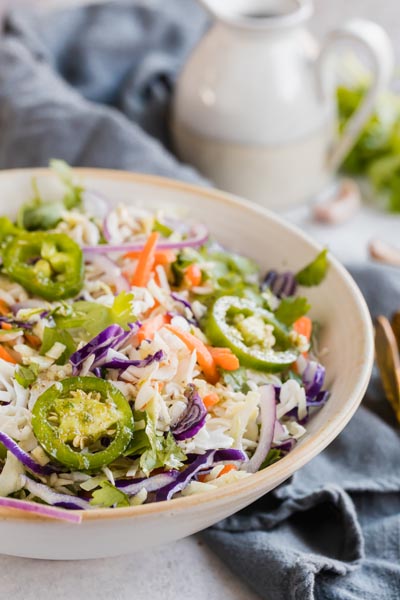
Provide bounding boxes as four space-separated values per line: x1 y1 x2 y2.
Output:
317 19 394 171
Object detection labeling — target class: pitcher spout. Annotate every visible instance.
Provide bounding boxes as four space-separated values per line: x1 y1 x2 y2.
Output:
198 0 313 31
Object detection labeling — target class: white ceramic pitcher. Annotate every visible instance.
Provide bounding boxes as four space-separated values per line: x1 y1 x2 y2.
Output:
171 0 394 210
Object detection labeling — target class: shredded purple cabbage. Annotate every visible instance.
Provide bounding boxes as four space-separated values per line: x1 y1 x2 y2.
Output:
213 449 247 462
0 432 54 476
0 316 33 330
171 292 192 312
171 293 199 326
70 322 140 374
100 349 164 370
155 448 248 501
24 477 90 510
155 451 216 501
307 389 330 407
277 361 329 423
303 361 326 401
262 270 297 298
171 384 207 441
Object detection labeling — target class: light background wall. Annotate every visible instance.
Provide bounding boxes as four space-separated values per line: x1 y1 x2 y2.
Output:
2 0 400 61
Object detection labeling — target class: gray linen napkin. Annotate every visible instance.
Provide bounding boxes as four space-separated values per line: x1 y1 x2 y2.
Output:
0 1 207 180
203 263 400 600
1 3 400 599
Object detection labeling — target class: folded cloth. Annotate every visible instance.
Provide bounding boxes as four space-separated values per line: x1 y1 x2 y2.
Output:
203 264 400 600
1 4 400 599
0 0 207 180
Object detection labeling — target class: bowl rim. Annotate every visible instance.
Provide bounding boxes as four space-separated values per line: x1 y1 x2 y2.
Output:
0 167 374 522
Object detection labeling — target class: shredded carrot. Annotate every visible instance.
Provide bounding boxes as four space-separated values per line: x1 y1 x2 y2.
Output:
124 249 176 267
165 325 219 384
203 393 219 410
1 322 12 331
293 316 312 359
218 464 237 477
208 346 240 371
198 464 237 482
293 316 312 340
0 346 17 364
130 232 159 287
185 264 202 287
138 314 170 343
25 333 42 349
0 300 9 316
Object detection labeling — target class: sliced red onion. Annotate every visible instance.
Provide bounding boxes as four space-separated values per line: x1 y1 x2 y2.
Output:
115 471 179 496
82 223 208 254
273 438 297 453
163 217 188 235
103 214 113 242
155 450 216 501
273 419 285 439
0 432 54 476
23 477 90 510
262 270 297 298
171 384 207 441
243 385 276 473
70 323 139 375
82 189 110 220
86 255 129 294
0 496 82 523
100 349 164 370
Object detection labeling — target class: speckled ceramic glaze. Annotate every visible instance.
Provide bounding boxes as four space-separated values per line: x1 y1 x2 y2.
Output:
0 169 374 559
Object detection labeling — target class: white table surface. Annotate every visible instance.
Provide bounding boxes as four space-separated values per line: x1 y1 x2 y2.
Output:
3 1 400 599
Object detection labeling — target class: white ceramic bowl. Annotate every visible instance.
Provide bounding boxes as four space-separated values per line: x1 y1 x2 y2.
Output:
0 168 373 559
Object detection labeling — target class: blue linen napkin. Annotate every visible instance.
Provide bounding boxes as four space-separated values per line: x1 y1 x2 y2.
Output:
1 4 400 598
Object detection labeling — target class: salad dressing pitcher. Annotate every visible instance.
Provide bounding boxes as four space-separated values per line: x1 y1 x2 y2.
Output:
172 0 393 210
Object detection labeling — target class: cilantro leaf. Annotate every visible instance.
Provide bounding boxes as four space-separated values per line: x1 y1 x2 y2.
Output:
14 364 39 389
123 411 151 457
110 291 136 329
50 159 83 210
53 292 136 339
221 367 251 393
153 220 173 237
140 428 186 476
17 192 64 231
40 327 76 365
54 301 110 338
125 410 186 475
274 296 311 326
17 161 83 232
296 249 329 287
259 449 283 470
90 481 130 508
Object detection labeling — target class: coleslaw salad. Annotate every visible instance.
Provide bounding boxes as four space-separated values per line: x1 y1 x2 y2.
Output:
0 161 330 522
